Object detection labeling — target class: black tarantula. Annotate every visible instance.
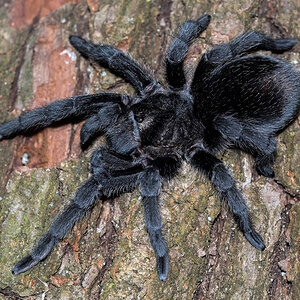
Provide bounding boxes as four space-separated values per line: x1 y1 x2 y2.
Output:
1 15 299 281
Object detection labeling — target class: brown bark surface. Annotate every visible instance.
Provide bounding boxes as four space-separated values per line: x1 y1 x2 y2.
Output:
0 0 299 299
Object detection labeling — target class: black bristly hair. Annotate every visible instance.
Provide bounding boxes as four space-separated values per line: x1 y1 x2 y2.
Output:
0 15 299 281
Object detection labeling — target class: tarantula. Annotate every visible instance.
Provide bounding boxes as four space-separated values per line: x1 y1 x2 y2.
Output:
0 15 299 281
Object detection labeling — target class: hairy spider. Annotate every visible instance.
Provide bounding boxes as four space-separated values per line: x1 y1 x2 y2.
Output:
0 15 299 281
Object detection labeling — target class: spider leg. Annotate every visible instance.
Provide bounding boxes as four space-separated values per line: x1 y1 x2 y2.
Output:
212 116 276 178
69 36 156 96
92 146 181 281
79 99 141 154
203 115 243 152
255 150 276 178
186 146 265 250
191 31 297 92
12 148 143 275
166 15 211 90
12 176 101 275
0 93 128 141
90 147 143 182
105 110 141 155
235 130 277 178
80 103 122 148
139 167 169 281
80 114 104 147
229 31 297 54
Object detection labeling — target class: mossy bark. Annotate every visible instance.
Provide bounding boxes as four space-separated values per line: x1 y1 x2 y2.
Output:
0 0 299 299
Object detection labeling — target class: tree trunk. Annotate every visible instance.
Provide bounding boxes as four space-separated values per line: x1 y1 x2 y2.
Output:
0 0 299 299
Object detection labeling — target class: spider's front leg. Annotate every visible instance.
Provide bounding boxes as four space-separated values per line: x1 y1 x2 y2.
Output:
81 106 141 155
166 14 211 90
12 176 101 275
79 100 140 150
191 31 297 92
69 36 156 96
186 146 265 250
0 93 127 141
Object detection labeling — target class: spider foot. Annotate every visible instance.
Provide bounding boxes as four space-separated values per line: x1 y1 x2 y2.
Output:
173 14 211 49
271 38 297 54
69 36 91 57
12 232 56 275
195 14 211 30
12 255 38 275
156 253 169 281
69 35 117 65
244 229 265 251
256 162 275 178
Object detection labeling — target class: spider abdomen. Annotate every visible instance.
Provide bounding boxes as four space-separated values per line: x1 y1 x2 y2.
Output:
195 55 300 133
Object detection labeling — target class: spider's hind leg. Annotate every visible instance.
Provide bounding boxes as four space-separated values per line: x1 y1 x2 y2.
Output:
12 176 101 275
186 146 265 250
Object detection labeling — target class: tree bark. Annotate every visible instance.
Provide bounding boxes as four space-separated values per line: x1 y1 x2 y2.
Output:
0 0 299 299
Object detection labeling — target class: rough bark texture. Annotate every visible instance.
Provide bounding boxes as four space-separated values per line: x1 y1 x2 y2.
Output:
0 0 299 299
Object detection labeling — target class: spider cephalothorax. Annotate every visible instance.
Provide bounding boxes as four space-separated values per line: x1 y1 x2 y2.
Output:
1 15 299 281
